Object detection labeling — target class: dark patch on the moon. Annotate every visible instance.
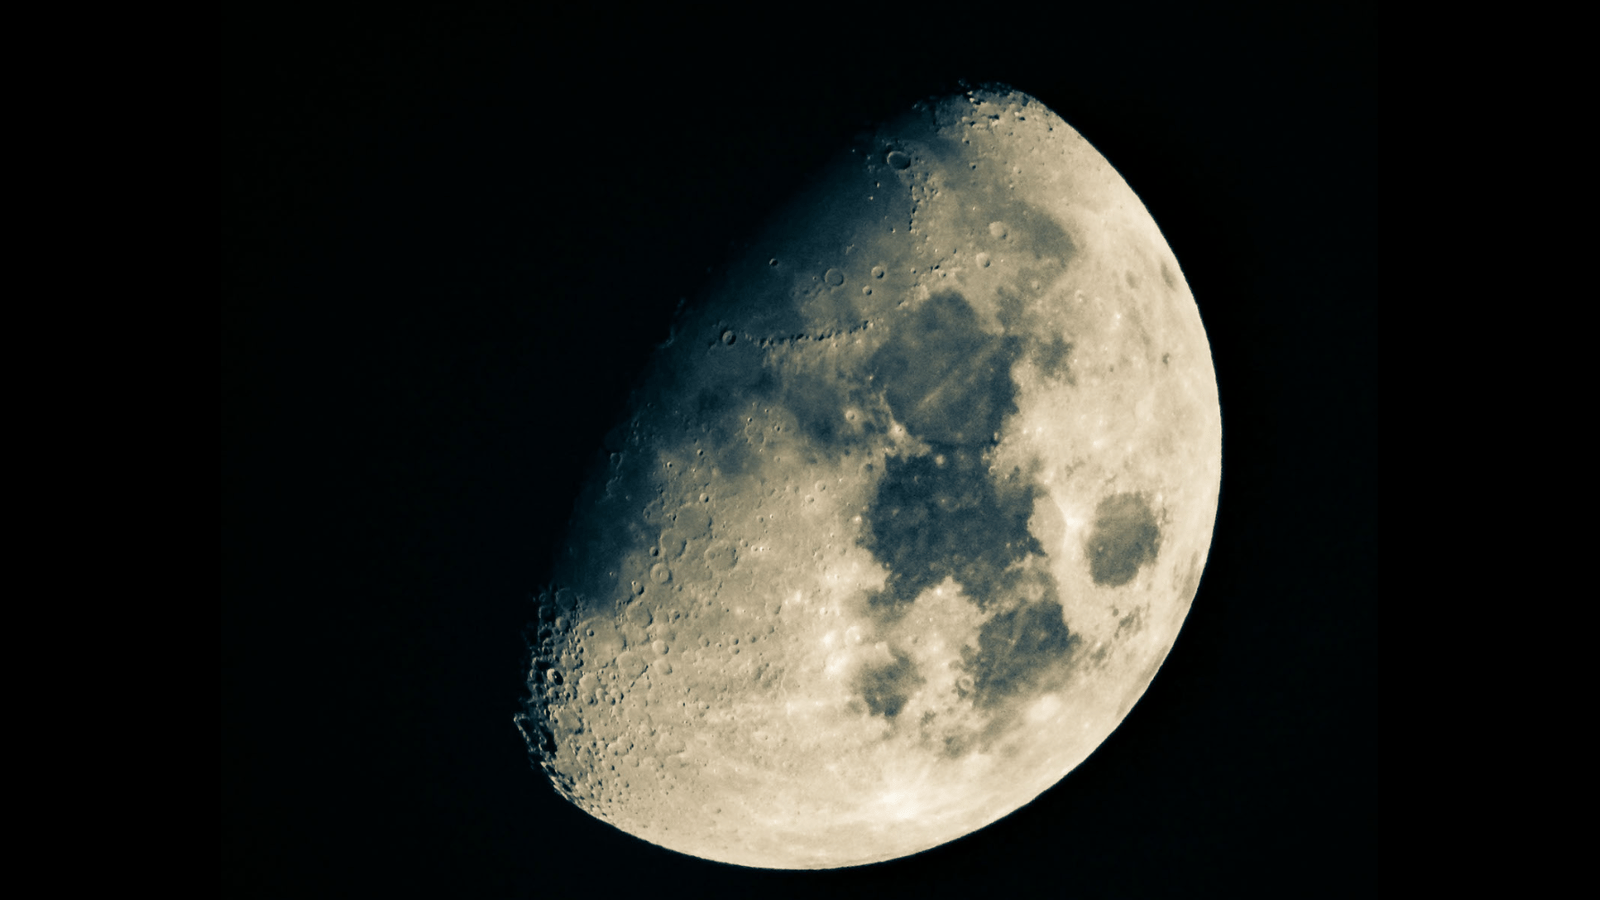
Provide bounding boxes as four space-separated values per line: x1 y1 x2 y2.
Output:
858 288 1050 618
749 367 778 398
860 449 1043 615
694 387 728 416
778 363 875 449
991 284 1027 334
854 650 922 719
943 191 1075 330
1113 605 1145 640
683 401 755 480
854 281 1080 750
959 599 1078 710
1125 270 1139 289
1033 333 1074 382
870 290 1021 447
938 730 970 758
1160 260 1177 290
1085 492 1163 587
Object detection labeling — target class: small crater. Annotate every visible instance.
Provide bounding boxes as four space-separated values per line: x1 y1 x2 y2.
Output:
616 651 647 680
659 529 685 559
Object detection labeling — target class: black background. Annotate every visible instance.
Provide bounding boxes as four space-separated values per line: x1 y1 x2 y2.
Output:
222 3 1377 896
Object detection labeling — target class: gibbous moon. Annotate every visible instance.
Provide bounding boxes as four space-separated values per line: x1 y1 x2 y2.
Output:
517 86 1221 869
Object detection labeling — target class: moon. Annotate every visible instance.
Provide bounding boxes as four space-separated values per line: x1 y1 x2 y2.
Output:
517 85 1221 869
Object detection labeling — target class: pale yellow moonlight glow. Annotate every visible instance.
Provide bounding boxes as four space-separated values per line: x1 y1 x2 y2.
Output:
517 86 1221 869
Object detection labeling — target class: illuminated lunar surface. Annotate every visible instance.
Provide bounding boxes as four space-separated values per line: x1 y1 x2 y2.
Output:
516 86 1221 869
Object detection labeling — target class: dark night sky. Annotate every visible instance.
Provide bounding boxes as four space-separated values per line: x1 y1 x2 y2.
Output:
222 4 1377 897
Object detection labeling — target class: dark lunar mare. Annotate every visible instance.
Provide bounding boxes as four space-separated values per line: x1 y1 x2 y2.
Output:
862 450 1041 614
959 598 1078 710
853 649 923 718
853 290 1078 723
870 291 1020 447
1085 492 1162 587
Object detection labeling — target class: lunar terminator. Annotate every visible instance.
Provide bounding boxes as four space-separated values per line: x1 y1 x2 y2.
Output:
517 85 1221 869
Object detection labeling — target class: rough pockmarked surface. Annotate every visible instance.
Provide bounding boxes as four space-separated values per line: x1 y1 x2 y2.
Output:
516 86 1222 869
